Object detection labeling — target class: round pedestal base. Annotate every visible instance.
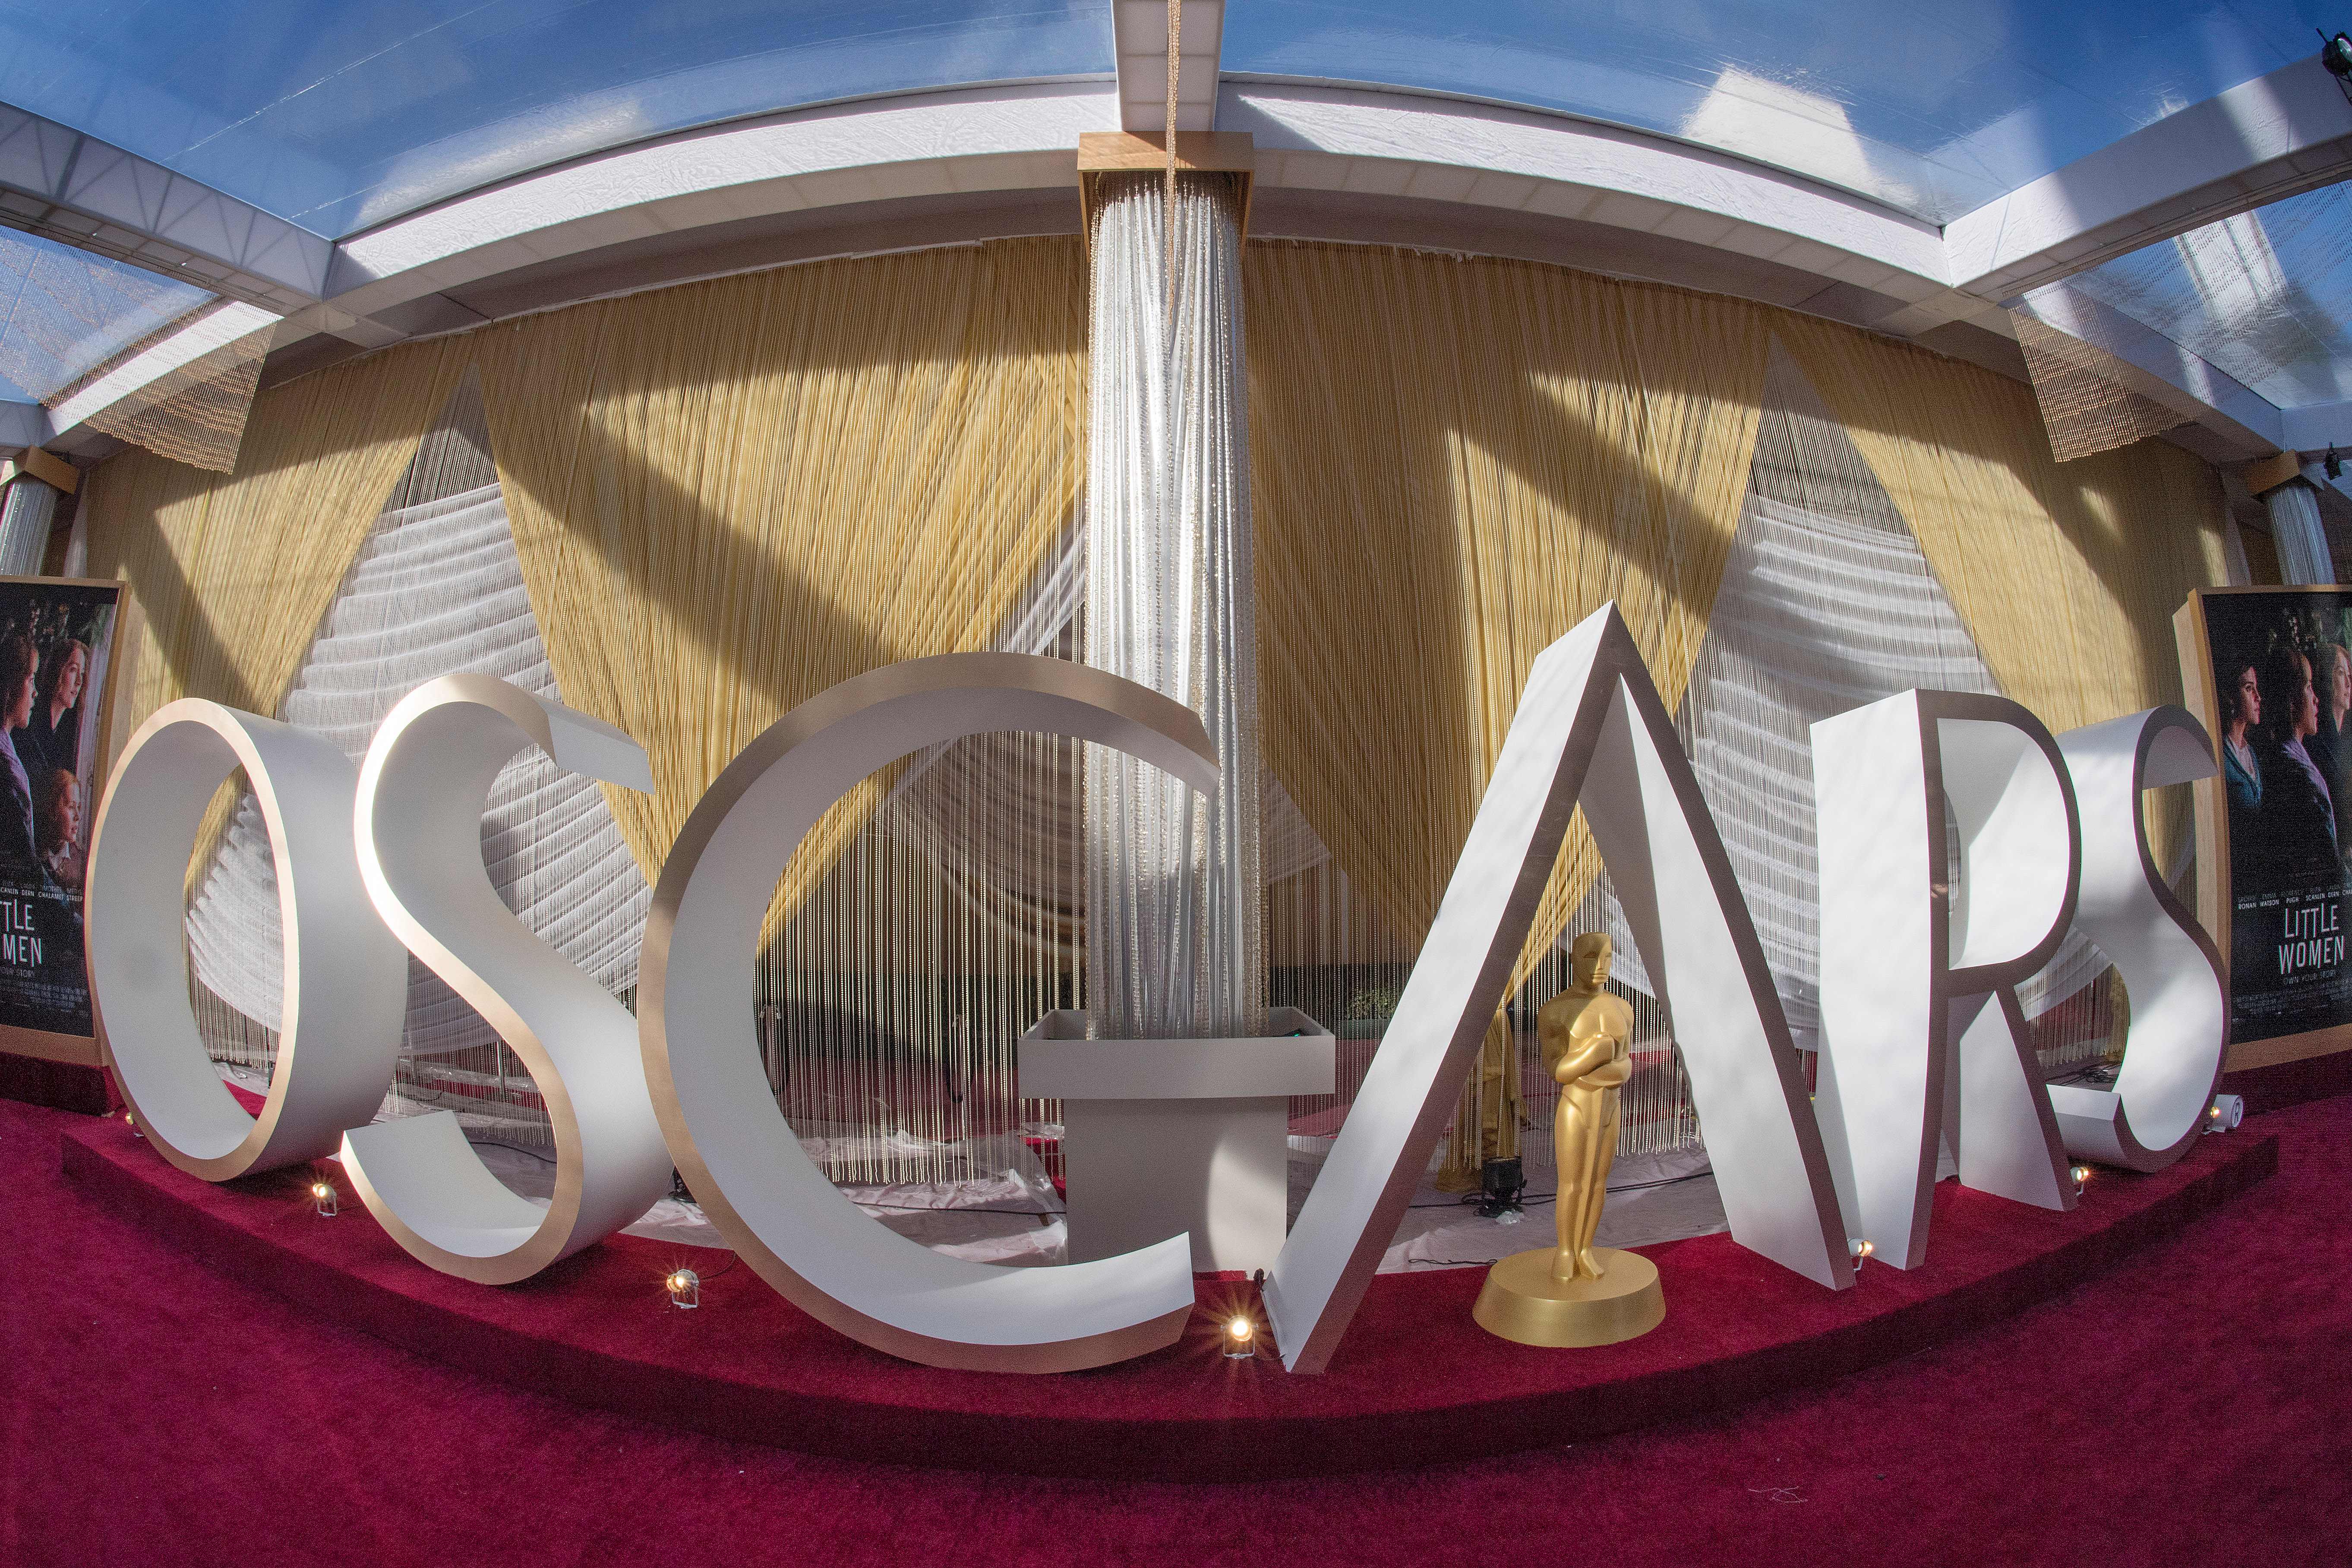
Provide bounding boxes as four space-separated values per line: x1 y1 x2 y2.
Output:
1472 1246 1665 1348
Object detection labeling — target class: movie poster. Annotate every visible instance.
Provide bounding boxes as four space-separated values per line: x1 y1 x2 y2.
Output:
0 579 123 1050
2188 587 2352 1050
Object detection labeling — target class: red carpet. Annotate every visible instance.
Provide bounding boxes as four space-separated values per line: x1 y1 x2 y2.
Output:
3 1092 2346 1565
53 1110 2271 1480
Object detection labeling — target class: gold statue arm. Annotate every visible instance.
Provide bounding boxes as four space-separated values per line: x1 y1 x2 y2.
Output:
1582 1050 1632 1090
1552 1031 1619 1086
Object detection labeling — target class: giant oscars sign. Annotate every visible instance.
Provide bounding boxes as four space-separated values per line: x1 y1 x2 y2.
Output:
84 604 2228 1375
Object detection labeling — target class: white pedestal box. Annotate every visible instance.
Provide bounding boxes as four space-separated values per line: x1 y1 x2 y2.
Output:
1020 1009 1335 1274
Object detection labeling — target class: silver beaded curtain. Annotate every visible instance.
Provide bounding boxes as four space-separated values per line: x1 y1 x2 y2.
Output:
1081 170 1266 1041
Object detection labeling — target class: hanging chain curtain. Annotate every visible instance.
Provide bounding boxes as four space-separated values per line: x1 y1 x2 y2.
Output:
472 239 1089 945
1776 314 2229 873
1778 314 2230 732
73 236 2235 1190
1248 240 1771 985
1246 242 1770 1186
83 338 471 728
79 336 471 884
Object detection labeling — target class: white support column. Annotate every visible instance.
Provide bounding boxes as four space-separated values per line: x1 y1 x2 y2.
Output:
0 475 58 577
2266 478 2336 584
1083 167 1263 1040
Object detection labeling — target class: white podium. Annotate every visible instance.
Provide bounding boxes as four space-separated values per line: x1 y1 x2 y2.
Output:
1020 1008 1335 1274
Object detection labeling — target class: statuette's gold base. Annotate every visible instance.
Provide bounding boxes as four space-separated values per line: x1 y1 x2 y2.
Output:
1472 1246 1664 1347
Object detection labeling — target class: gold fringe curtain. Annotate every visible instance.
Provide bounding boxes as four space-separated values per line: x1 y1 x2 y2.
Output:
82 338 469 728
1247 241 1770 974
1247 243 1770 1185
80 337 471 887
1779 315 2229 732
1777 315 2229 869
472 239 1089 940
73 235 2230 1048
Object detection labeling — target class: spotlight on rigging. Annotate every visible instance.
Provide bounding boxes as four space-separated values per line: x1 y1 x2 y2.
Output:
2321 30 2352 104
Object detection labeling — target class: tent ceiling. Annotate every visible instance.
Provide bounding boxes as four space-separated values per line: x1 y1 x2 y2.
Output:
7 2 2351 465
2 2 1113 240
2060 181 2352 411
13 3 2320 240
0 226 215 405
1226 2 2317 225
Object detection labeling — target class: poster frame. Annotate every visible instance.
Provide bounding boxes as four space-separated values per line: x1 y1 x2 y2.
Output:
2175 584 2352 1071
0 575 137 1070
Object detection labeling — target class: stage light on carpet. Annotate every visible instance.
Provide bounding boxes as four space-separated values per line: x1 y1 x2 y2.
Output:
1848 1238 1873 1261
1474 1157 1525 1221
312 1181 338 1217
1224 1316 1256 1360
2205 1094 2244 1133
124 1111 142 1140
2069 1165 2090 1193
667 1269 701 1309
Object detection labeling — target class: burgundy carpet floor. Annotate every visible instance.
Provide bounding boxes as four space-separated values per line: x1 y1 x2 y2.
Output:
3 1091 2346 1567
51 1106 2276 1481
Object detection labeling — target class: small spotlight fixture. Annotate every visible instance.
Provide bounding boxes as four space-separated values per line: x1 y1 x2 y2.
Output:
2324 30 2352 106
1848 1237 1874 1261
2069 1164 2091 1193
666 1268 701 1309
1223 1314 1256 1359
2205 1093 2245 1133
1473 1156 1525 1220
124 1110 142 1140
311 1180 338 1218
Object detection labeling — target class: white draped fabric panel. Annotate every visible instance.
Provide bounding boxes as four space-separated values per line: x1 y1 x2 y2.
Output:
186 480 653 1054
1600 344 2113 1046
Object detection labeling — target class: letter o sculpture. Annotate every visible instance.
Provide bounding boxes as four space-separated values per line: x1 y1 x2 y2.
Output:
87 700 406 1180
642 654 1218 1372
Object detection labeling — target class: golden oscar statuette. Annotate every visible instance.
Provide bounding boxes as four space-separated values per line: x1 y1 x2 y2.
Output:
1472 932 1666 1347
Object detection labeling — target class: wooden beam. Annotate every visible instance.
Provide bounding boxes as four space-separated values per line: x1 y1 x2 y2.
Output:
1078 131 1255 174
2244 450 2304 498
1077 132 1255 247
3 446 77 495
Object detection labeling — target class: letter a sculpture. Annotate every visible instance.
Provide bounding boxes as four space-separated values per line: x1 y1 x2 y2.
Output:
1473 933 1666 1347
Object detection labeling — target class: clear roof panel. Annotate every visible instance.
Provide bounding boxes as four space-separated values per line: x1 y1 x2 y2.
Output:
1225 2 2322 224
0 2 1113 240
0 227 216 404
2057 182 2352 410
